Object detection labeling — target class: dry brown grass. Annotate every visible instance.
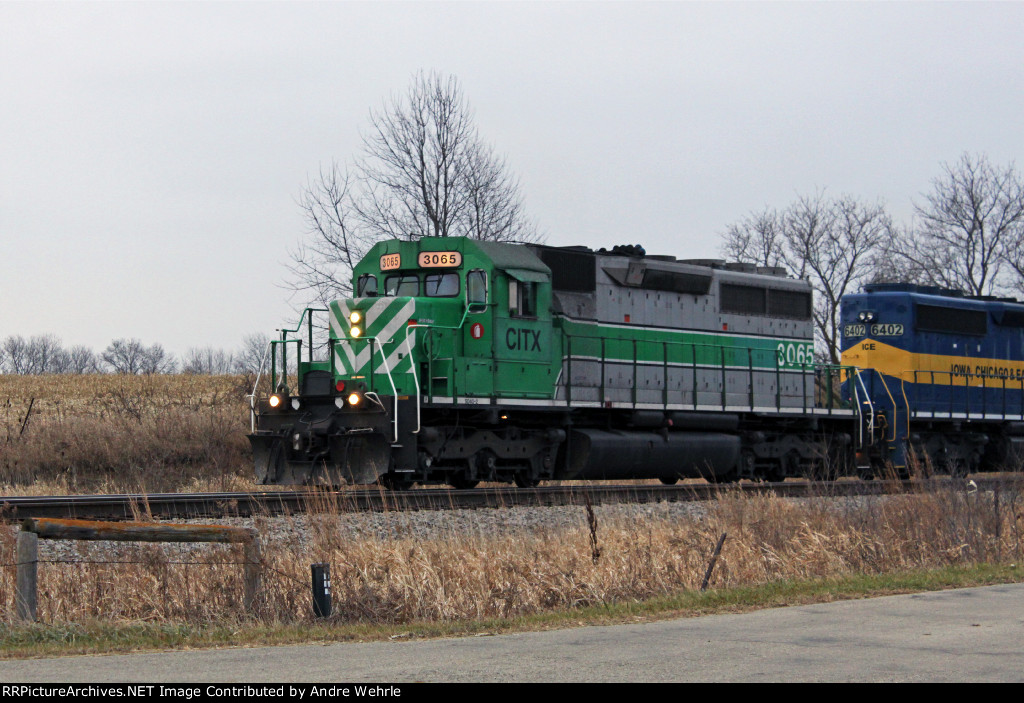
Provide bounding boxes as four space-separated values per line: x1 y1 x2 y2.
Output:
0 374 255 493
3 376 1024 631
3 481 1022 627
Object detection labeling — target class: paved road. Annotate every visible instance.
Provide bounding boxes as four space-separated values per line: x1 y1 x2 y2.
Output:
3 583 1024 682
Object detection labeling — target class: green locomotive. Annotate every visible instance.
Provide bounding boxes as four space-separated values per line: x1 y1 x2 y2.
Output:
249 236 855 487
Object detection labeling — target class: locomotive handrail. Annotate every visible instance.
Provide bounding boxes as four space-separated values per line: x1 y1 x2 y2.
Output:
279 307 330 375
406 304 472 432
259 307 332 396
278 307 330 346
331 331 403 442
852 369 875 448
556 329 854 413
900 368 1024 420
247 339 274 432
875 373 900 442
899 377 911 437
247 307 327 433
269 338 301 394
364 335 399 443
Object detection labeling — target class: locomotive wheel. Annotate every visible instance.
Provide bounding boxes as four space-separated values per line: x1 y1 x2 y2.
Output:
738 450 757 481
449 474 480 490
377 474 413 490
513 473 539 488
764 460 786 483
951 451 980 478
812 458 838 482
707 469 739 484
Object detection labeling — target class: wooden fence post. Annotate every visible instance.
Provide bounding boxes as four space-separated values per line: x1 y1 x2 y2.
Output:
701 532 728 592
15 530 38 622
244 535 262 615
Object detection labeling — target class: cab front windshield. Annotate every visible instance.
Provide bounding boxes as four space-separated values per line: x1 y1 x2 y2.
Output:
384 274 420 297
384 272 460 297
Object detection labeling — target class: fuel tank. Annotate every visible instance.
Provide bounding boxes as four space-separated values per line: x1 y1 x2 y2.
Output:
560 429 740 481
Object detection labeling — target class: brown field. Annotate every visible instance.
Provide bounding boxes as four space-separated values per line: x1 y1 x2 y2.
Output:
0 374 258 494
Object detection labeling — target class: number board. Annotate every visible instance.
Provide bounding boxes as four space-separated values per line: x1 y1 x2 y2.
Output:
870 323 904 336
380 253 401 271
418 251 462 268
843 323 903 338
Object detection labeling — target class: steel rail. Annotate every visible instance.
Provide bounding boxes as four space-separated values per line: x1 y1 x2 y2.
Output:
1 475 1020 522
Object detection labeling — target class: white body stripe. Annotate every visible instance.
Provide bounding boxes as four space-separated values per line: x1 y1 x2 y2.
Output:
333 298 416 377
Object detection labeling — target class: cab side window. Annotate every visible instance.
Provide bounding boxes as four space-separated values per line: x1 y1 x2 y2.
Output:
509 279 536 318
468 270 487 310
357 274 378 297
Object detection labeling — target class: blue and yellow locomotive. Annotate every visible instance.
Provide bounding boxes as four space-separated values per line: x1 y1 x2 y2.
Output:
841 283 1024 475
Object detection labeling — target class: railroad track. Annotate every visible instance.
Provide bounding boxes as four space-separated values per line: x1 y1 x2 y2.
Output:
2 475 1019 521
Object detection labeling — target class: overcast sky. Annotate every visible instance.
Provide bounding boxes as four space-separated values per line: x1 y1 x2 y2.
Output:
3 2 1023 357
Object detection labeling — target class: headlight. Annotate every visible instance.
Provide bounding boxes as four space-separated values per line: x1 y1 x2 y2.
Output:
268 394 283 409
290 398 301 411
347 392 362 406
349 311 362 324
350 326 362 338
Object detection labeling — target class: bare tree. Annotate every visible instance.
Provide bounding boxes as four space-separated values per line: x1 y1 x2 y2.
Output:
898 153 1024 296
2 336 30 374
102 339 176 375
292 70 540 306
789 194 892 363
235 332 272 375
24 334 64 374
722 192 891 364
66 345 100 374
464 140 537 242
357 71 476 241
720 206 787 269
0 335 101 374
289 164 373 300
102 339 146 374
48 347 72 374
139 343 176 374
3 336 25 374
182 347 235 375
